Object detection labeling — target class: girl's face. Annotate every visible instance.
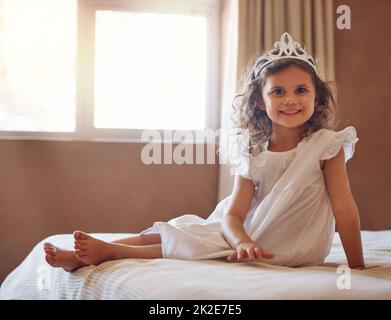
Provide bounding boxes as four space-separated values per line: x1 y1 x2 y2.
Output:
258 65 317 130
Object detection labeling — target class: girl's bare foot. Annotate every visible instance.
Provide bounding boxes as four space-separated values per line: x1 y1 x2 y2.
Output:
73 231 116 265
44 242 87 272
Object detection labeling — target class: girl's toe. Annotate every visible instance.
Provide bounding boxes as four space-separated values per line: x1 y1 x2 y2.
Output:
44 247 53 254
45 254 53 264
74 230 91 241
75 249 85 256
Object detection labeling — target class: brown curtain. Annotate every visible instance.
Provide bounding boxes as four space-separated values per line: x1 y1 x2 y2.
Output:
236 0 335 82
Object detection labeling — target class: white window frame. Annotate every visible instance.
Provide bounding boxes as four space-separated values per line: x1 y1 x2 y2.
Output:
0 0 221 143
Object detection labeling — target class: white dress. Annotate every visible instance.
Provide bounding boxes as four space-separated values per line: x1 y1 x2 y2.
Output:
141 126 359 267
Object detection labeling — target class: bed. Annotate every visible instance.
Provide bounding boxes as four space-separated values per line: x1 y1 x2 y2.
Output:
1 230 391 299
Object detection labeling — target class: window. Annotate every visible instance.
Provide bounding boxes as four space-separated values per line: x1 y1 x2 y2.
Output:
0 0 77 132
0 0 221 141
95 11 207 130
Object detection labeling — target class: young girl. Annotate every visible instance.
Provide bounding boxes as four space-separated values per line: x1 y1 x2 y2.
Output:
44 32 367 271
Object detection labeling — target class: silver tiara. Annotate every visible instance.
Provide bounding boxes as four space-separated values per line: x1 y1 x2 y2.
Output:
253 32 318 78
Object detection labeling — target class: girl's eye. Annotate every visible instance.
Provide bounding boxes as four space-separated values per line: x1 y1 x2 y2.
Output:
296 87 308 94
273 89 284 96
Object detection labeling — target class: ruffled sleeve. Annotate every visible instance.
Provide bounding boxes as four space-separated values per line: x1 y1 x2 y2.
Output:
228 142 252 180
319 126 359 163
232 154 252 180
218 133 252 180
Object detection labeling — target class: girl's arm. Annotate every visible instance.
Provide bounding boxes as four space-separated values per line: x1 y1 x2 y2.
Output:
222 175 255 249
221 175 274 261
323 147 365 269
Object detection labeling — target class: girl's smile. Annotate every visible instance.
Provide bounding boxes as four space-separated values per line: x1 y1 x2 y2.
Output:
279 109 302 115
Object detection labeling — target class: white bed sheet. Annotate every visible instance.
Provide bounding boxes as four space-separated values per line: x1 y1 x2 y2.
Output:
1 231 391 300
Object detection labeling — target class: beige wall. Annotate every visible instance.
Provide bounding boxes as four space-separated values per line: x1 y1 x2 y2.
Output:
0 141 219 282
334 0 391 230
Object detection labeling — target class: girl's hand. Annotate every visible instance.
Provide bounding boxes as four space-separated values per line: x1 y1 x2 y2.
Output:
227 242 274 262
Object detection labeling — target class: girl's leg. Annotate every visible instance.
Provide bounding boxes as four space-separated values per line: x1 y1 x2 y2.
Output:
106 243 163 260
44 233 162 273
74 231 163 265
111 233 161 246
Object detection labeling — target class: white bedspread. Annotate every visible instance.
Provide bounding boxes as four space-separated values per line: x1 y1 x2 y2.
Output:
1 231 391 299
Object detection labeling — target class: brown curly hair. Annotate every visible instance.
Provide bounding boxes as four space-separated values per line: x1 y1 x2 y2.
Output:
231 57 337 153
